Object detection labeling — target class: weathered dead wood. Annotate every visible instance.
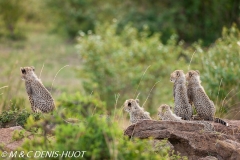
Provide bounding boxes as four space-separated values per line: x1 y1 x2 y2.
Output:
124 120 240 160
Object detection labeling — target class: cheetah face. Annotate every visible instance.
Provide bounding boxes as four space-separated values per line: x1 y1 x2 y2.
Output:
124 99 139 113
20 66 36 80
186 70 200 83
170 70 185 83
158 104 170 115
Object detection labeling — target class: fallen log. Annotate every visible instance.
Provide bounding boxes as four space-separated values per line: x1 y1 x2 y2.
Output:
124 120 240 160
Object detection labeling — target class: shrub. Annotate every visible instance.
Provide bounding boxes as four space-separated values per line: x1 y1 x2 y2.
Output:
0 109 41 128
57 92 107 117
77 23 188 111
195 25 240 117
45 0 239 44
19 93 171 159
118 1 239 45
0 0 26 40
21 114 170 159
45 0 98 38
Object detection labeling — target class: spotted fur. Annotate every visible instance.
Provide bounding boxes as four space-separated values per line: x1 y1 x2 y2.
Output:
158 104 214 131
170 70 192 120
124 99 151 124
21 66 55 113
158 104 182 121
186 70 228 126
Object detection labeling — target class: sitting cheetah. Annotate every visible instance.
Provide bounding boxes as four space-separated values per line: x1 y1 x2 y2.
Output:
124 99 151 124
186 70 228 126
170 70 192 120
158 104 182 121
21 66 55 113
158 104 214 131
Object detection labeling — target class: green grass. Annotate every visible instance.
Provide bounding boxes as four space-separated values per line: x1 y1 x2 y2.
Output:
0 22 83 112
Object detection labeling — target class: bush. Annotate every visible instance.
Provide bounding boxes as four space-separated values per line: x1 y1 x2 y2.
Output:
118 0 239 45
0 0 26 40
77 23 188 111
21 115 170 159
57 92 107 117
45 0 98 38
19 93 171 159
196 25 240 117
76 23 240 117
0 109 41 128
45 0 239 44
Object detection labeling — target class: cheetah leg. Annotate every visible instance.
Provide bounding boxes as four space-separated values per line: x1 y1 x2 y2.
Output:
29 98 38 113
31 106 38 113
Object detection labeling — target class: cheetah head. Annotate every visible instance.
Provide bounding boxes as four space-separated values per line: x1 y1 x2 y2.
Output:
124 99 140 113
158 104 171 115
170 70 185 83
20 66 37 81
186 70 201 84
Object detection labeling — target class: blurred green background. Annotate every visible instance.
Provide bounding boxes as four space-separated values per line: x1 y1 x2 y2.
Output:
0 0 239 159
0 0 239 118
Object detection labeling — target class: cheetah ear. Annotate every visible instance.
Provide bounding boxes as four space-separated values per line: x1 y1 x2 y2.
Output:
135 99 139 104
195 70 200 75
176 71 180 77
20 67 26 74
189 72 192 77
31 66 35 71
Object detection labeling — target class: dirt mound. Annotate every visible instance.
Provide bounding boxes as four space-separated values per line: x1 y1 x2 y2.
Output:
0 126 28 151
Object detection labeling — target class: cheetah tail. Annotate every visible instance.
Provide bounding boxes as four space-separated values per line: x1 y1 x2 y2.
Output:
214 118 229 126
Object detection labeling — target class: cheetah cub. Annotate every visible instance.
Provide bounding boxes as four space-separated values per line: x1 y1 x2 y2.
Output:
186 70 228 126
170 70 192 120
158 104 182 121
158 104 214 131
124 99 151 124
21 66 55 113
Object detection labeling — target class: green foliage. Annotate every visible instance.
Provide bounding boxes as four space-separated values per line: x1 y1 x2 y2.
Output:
21 112 169 159
18 93 176 159
57 92 106 117
0 109 16 126
77 23 188 111
77 23 240 116
118 0 239 45
0 0 237 43
45 0 107 38
0 109 41 128
197 25 240 117
170 150 188 160
45 0 121 39
12 130 26 141
0 0 26 40
0 1 239 157
45 0 239 44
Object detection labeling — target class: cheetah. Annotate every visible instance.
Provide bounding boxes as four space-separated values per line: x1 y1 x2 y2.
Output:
21 66 55 113
186 70 228 126
124 99 151 124
158 104 182 121
170 70 192 120
158 104 214 131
